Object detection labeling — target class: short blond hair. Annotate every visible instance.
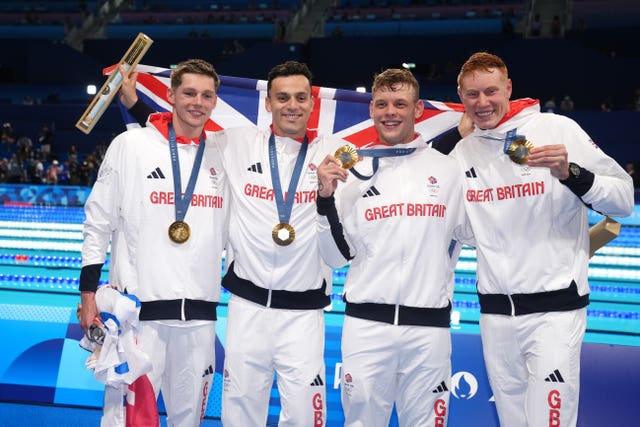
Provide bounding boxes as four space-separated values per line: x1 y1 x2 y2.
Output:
372 68 420 101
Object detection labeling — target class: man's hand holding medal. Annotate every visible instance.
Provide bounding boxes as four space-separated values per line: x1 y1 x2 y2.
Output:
317 147 356 198
526 143 570 180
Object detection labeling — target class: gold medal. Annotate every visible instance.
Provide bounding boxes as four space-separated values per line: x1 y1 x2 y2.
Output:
272 223 295 246
168 220 191 244
507 139 535 165
334 145 359 169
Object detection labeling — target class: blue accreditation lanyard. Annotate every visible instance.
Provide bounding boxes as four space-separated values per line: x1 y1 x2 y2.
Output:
268 132 308 225
168 123 205 222
351 147 416 180
502 128 525 154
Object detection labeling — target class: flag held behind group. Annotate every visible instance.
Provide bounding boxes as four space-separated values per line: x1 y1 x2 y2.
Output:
111 64 465 148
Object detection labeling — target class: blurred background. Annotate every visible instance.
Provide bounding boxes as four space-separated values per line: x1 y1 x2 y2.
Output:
0 0 639 178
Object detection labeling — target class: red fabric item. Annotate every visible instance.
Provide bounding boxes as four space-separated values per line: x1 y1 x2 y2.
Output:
126 375 160 427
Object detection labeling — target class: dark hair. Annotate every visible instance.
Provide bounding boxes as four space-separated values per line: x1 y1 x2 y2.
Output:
170 58 220 91
267 61 313 93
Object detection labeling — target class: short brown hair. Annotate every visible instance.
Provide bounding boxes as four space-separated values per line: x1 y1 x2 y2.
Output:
372 68 420 101
457 52 508 87
170 58 220 91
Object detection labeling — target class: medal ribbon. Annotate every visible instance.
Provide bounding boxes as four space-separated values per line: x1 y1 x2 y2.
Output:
351 147 416 180
168 123 206 222
268 133 309 225
502 128 526 154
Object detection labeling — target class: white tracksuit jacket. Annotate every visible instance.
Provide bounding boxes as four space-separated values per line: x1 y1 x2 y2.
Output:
450 100 634 302
82 114 229 304
317 135 474 309
214 126 344 296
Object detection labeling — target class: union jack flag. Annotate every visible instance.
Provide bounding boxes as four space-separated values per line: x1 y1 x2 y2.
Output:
107 64 465 147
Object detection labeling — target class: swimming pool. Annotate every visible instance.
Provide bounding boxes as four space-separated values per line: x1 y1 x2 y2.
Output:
1 204 639 425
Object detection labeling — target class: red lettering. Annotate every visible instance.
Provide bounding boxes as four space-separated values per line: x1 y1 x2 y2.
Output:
150 191 223 208
517 183 526 197
156 191 169 205
312 393 324 426
365 209 374 221
427 204 435 215
434 398 447 417
493 181 547 202
199 380 209 423
505 185 513 199
466 190 476 202
312 393 323 410
243 184 276 200
364 203 445 220
466 189 493 202
548 390 561 409
373 206 382 220
434 398 447 426
548 390 561 426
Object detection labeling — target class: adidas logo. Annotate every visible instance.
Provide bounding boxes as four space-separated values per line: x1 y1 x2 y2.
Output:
247 162 263 173
363 186 380 198
544 369 565 383
432 381 449 394
310 374 324 387
147 167 165 179
465 167 477 178
202 365 214 377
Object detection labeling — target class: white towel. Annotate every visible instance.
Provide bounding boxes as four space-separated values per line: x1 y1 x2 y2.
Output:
81 285 152 386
